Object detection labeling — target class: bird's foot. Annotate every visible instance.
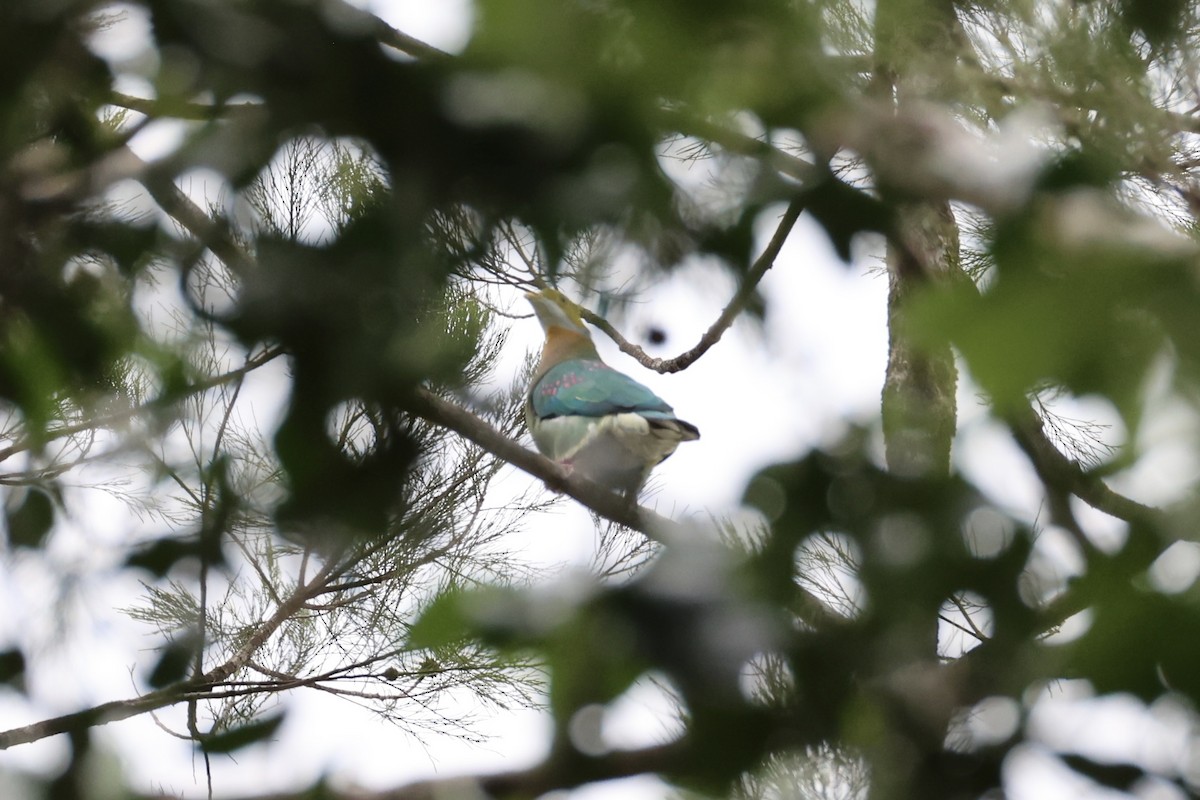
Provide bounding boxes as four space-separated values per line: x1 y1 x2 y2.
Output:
544 459 575 492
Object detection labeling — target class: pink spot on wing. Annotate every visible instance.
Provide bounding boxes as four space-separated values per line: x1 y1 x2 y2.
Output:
542 372 583 397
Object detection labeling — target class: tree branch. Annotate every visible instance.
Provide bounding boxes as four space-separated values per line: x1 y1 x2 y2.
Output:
0 538 339 750
132 150 257 277
932 273 1163 532
134 741 684 800
367 14 452 61
109 92 260 122
0 686 197 751
0 347 284 465
1008 408 1161 529
581 198 807 373
405 388 676 538
657 109 820 185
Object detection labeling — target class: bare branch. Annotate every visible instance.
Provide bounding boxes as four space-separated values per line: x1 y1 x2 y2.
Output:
582 198 806 373
368 15 452 61
133 151 256 277
947 595 990 643
109 92 260 122
404 388 666 536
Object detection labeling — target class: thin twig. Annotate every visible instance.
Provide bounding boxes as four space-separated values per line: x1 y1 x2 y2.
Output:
1007 406 1161 529
658 109 819 185
948 595 990 642
583 198 806 373
405 388 663 536
133 150 256 277
0 347 284 465
0 546 339 750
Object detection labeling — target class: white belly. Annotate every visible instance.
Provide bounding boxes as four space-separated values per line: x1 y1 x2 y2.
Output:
529 412 687 490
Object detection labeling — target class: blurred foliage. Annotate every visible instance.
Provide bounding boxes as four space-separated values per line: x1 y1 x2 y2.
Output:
2 0 1200 799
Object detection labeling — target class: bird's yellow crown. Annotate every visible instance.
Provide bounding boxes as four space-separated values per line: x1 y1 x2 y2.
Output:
525 288 590 336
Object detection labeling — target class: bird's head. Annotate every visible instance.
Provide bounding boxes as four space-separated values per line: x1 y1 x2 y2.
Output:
525 289 591 338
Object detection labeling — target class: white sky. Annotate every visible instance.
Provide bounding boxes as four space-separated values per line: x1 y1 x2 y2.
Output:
1 3 1198 800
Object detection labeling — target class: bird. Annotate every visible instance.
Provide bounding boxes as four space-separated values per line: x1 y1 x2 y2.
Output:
524 288 700 494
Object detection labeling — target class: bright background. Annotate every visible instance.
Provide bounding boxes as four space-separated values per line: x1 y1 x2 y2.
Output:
1 3 1196 800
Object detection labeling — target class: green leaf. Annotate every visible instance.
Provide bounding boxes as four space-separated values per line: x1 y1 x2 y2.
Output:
0 648 26 689
5 488 55 550
408 584 554 651
1061 754 1143 793
909 208 1184 431
126 536 221 576
1064 587 1200 702
200 713 286 754
544 604 645 723
407 589 473 650
273 407 417 541
147 634 201 689
1121 0 1188 47
801 174 890 262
